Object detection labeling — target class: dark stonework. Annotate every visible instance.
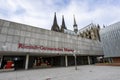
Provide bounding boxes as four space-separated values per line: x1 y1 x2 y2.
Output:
73 15 78 33
51 12 60 32
61 15 67 33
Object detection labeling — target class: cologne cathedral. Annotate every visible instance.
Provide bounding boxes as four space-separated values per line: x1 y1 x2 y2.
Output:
51 12 78 35
51 13 100 41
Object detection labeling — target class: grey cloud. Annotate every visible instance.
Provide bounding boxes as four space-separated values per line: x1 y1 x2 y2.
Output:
0 0 120 30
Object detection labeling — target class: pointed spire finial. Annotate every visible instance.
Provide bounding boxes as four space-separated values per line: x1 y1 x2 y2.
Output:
51 12 60 32
73 15 78 33
53 12 57 25
61 15 67 29
62 15 65 26
73 15 77 26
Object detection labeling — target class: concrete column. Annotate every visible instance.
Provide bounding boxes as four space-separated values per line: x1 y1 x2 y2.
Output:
111 58 113 63
65 55 68 67
108 57 113 63
25 54 29 70
88 56 91 65
0 56 3 68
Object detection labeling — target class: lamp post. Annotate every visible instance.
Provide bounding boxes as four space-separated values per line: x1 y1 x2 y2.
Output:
73 50 77 70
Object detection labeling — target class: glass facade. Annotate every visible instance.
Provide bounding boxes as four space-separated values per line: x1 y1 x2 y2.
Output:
100 22 120 57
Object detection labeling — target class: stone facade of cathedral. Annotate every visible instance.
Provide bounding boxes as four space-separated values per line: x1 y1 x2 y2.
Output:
78 23 100 41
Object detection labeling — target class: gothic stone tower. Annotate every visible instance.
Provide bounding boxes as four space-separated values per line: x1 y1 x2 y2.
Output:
73 15 78 33
51 12 60 32
61 15 67 32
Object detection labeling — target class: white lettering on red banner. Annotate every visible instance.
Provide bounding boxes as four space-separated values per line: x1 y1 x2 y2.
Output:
18 43 74 52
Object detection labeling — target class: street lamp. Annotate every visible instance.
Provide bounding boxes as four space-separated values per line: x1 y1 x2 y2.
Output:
73 50 77 70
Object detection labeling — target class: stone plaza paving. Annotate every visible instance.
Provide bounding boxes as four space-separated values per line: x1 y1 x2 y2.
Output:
0 65 120 80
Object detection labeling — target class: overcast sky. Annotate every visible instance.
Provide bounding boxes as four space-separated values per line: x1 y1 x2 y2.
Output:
0 0 120 30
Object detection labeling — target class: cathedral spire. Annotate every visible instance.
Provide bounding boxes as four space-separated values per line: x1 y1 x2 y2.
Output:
51 12 60 32
53 12 57 25
73 15 78 33
73 15 77 26
61 15 67 32
61 15 67 29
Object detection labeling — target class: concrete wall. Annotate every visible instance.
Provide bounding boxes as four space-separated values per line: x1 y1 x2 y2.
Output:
0 19 103 56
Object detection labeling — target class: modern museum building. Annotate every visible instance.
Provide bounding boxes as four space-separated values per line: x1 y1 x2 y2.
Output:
100 22 120 63
0 14 103 70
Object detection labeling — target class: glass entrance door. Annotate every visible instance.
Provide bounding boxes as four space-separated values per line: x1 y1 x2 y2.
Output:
13 56 26 70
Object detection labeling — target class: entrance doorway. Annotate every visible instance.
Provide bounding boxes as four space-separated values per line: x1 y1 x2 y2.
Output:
2 56 26 70
29 56 65 69
14 56 26 70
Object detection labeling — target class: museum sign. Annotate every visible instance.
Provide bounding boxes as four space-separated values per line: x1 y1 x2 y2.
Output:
18 43 74 52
